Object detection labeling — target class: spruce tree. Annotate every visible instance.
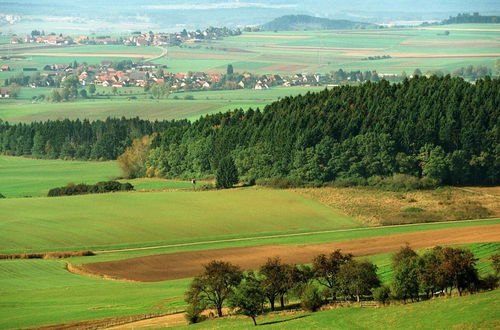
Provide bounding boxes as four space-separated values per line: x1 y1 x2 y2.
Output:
216 156 238 188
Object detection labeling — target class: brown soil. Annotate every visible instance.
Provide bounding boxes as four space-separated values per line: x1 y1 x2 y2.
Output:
80 224 500 282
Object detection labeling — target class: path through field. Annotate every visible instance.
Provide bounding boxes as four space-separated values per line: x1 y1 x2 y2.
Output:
81 223 500 282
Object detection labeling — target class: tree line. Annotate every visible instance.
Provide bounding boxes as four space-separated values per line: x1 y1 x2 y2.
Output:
185 246 499 326
0 117 184 160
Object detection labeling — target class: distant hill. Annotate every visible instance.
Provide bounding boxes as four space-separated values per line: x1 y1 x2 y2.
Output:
261 15 378 31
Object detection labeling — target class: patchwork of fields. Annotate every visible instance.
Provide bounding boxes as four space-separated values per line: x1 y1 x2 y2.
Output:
1 22 499 329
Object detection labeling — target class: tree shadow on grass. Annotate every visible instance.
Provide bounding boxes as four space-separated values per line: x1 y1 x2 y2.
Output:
259 314 309 326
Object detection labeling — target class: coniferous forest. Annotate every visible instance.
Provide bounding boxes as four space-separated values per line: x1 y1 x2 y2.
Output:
1 76 498 186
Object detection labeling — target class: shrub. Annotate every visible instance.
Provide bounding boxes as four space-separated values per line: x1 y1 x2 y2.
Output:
478 274 498 291
372 285 391 304
332 177 367 187
256 177 304 189
184 95 195 100
0 193 5 199
185 301 205 324
404 207 425 213
48 181 134 197
300 284 323 312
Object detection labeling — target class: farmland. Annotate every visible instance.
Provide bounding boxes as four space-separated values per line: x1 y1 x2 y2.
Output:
0 241 498 329
0 16 499 330
0 86 325 123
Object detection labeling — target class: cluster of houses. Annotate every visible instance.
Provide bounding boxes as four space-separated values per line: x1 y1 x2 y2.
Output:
10 34 74 45
10 27 242 47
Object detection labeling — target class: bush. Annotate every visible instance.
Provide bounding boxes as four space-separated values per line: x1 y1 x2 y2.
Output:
300 284 323 312
256 177 304 189
478 274 498 291
185 301 205 324
372 285 391 304
332 177 367 187
0 193 5 199
48 181 134 197
184 95 195 100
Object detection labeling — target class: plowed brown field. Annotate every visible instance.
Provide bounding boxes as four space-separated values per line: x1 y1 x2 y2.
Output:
80 224 500 282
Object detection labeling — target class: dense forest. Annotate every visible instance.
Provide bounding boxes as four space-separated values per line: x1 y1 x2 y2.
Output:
1 76 498 186
261 15 377 31
0 117 183 160
145 76 499 186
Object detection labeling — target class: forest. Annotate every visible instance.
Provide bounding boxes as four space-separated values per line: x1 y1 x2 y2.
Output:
1 76 498 186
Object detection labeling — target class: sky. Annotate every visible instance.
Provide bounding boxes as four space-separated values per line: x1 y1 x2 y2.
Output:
0 0 498 33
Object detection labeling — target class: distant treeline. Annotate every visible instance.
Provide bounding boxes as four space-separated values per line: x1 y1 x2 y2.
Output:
0 117 184 160
47 181 134 197
442 12 499 24
141 76 499 187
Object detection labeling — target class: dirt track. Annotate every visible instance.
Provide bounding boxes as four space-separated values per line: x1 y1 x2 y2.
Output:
80 224 500 282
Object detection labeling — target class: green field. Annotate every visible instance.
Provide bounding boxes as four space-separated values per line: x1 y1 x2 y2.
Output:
153 24 500 74
0 156 210 198
0 86 324 123
0 242 497 329
0 188 359 253
186 289 500 329
0 156 120 198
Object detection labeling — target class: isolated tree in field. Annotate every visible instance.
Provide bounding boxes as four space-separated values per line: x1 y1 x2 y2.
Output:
312 250 352 301
216 156 238 189
336 259 380 302
88 84 96 95
117 135 153 178
185 260 242 317
229 272 266 326
227 64 234 75
259 257 291 311
62 75 79 99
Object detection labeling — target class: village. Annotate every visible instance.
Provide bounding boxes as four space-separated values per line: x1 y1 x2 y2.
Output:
9 27 242 47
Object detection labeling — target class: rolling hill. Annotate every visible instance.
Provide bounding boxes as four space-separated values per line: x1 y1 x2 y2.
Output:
262 15 378 31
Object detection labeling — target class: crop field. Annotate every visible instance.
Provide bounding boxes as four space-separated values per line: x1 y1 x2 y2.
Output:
153 24 500 74
0 86 324 123
0 242 497 329
0 188 360 253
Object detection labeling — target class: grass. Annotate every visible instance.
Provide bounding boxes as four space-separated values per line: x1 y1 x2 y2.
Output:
185 289 500 329
0 188 359 253
0 156 120 198
0 86 324 123
0 242 497 329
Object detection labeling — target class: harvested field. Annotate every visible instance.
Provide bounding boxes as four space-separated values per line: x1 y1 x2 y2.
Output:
80 224 500 282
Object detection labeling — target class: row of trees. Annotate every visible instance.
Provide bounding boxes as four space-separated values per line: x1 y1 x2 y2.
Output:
185 246 499 326
0 117 182 161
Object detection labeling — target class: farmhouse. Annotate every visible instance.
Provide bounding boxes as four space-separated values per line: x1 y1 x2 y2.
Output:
0 89 10 98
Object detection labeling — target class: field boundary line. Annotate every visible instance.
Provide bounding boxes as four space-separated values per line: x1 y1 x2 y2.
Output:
95 217 499 254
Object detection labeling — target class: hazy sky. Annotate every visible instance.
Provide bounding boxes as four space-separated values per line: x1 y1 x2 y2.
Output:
1 0 498 33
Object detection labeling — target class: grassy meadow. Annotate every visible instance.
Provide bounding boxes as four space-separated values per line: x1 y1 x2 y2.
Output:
0 156 120 198
0 86 324 123
0 242 497 329
184 289 500 329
